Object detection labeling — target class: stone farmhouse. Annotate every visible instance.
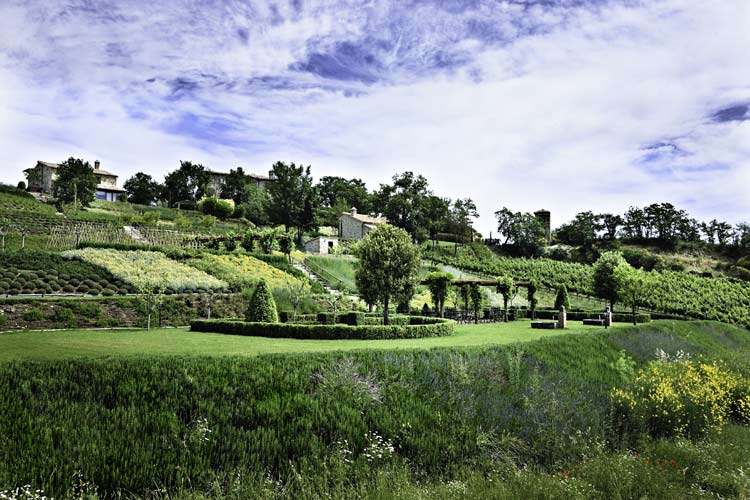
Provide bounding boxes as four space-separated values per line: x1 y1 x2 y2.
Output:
206 169 275 196
24 160 126 202
304 235 339 254
338 207 387 240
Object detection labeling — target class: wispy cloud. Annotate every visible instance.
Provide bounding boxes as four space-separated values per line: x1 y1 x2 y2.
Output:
0 0 748 233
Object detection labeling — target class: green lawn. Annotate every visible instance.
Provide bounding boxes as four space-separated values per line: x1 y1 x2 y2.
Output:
0 321 622 361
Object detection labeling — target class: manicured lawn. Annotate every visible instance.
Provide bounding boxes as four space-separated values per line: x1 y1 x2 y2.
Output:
0 321 622 361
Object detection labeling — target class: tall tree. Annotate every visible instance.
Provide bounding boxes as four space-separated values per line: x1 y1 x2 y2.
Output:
52 157 97 207
600 214 624 240
374 172 432 242
124 172 161 205
316 176 372 212
422 195 451 249
555 211 601 248
162 161 211 207
494 207 546 257
235 183 270 225
449 198 479 250
614 262 655 325
266 161 315 241
354 225 420 325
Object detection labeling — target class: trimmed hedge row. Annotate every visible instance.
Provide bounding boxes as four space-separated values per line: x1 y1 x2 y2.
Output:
532 309 651 324
190 316 456 340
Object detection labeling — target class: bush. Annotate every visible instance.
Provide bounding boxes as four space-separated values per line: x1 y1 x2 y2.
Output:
245 279 278 323
612 360 740 438
191 316 455 340
554 284 570 310
197 196 235 220
22 308 44 321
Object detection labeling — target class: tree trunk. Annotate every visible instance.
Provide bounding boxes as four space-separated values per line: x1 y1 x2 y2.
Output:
383 296 390 325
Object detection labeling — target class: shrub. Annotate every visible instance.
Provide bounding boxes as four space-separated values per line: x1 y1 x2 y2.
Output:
245 279 278 323
612 360 740 438
554 284 570 310
730 379 750 424
22 308 44 321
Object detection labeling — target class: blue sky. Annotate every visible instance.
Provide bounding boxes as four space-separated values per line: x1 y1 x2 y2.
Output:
1 0 748 234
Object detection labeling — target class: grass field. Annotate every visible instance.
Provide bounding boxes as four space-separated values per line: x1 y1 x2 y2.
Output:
0 320 622 361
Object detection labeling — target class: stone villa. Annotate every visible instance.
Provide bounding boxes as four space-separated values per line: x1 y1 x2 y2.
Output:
24 160 126 202
206 169 275 195
338 207 387 240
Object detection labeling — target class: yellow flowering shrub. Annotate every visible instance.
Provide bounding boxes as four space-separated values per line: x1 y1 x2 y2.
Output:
189 254 306 291
731 379 750 424
612 360 742 438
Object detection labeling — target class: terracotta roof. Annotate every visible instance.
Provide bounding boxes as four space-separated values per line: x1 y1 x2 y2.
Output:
97 185 126 192
207 169 274 181
341 212 387 224
37 160 118 178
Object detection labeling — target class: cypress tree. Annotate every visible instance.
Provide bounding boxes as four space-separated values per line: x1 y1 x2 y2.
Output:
245 279 278 323
554 284 570 310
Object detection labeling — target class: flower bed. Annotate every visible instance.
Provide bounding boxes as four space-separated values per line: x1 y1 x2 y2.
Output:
190 316 455 340
63 248 227 293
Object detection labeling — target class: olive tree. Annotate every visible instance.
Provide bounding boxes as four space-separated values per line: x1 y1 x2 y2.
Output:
354 225 420 325
496 275 516 322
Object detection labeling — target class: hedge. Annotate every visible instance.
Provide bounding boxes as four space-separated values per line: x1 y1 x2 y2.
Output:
190 316 456 340
532 309 651 324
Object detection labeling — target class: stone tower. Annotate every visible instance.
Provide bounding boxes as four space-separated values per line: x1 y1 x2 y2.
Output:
534 209 551 243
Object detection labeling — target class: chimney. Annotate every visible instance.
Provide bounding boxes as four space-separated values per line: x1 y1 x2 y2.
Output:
94 160 100 170
351 207 357 215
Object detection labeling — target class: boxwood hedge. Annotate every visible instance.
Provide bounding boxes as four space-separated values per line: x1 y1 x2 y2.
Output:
191 316 455 340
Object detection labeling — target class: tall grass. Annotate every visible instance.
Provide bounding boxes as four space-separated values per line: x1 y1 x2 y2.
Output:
0 321 748 497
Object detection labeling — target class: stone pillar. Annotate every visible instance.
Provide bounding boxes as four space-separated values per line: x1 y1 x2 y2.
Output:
604 307 612 328
557 306 567 329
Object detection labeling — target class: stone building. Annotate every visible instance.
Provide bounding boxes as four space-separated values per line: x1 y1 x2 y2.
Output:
206 169 275 196
24 160 126 202
304 235 339 254
534 209 551 243
338 207 387 240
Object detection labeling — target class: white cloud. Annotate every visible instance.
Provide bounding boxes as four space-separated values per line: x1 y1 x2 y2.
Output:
0 0 748 234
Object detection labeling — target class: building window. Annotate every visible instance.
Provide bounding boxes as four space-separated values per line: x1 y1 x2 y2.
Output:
95 191 106 200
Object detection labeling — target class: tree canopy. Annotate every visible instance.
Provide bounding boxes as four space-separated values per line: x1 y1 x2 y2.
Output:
162 161 211 207
354 225 421 324
52 157 97 207
124 172 162 205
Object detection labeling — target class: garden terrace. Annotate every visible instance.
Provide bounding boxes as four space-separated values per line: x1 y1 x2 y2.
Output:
0 251 135 296
63 248 227 293
191 316 455 340
188 253 307 291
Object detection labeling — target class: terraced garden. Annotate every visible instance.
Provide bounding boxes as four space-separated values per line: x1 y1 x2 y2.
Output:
189 253 308 291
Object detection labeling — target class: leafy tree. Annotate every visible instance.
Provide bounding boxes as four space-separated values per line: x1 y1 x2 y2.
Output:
494 208 546 257
316 176 372 213
593 251 626 310
241 229 257 252
235 183 270 225
267 161 315 241
422 195 451 249
554 284 570 310
527 279 539 319
52 158 97 207
374 172 432 242
245 279 278 323
495 275 515 322
601 214 624 240
614 262 656 325
277 231 294 263
124 172 161 205
162 161 211 207
354 225 420 325
555 211 601 248
219 167 251 203
449 198 478 252
424 271 453 317
469 282 482 324
458 284 470 314
258 228 278 254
